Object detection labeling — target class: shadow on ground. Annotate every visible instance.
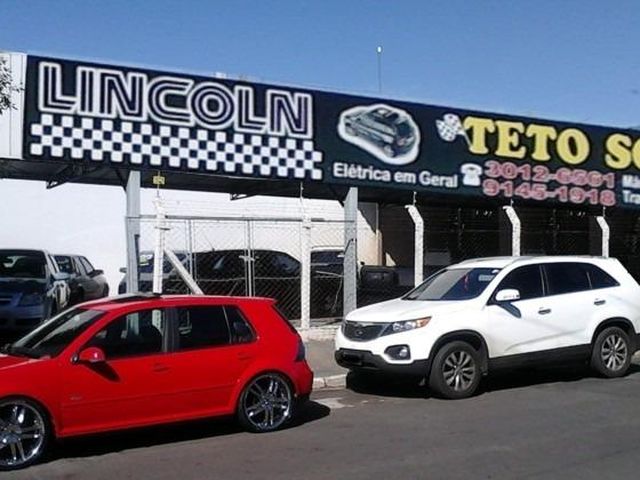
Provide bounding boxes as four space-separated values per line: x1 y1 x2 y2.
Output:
51 400 330 461
346 363 640 399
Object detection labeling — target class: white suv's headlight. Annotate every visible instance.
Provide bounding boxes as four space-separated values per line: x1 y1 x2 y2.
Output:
389 317 431 334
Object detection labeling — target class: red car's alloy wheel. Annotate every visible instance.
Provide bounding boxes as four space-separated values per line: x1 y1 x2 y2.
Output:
240 374 293 432
0 400 48 469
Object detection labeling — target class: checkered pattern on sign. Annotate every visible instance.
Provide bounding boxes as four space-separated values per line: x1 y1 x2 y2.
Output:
28 114 324 180
436 113 465 143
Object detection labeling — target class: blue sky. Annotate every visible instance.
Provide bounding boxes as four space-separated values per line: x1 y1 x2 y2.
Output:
2 0 639 127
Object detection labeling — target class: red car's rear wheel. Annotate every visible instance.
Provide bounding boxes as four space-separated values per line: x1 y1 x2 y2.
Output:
237 373 293 433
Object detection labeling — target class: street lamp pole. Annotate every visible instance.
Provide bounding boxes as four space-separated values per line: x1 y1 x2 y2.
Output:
376 45 383 93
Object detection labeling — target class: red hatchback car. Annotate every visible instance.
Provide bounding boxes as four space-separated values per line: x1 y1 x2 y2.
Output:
0 294 314 470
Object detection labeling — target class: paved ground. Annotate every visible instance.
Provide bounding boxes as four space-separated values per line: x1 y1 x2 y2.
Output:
8 362 640 480
305 338 345 378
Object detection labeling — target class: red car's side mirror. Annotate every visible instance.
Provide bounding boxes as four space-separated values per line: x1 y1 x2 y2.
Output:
77 347 106 364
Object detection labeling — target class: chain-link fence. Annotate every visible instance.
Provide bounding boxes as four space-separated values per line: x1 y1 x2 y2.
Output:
520 207 591 255
608 209 640 281
123 203 640 325
125 215 352 324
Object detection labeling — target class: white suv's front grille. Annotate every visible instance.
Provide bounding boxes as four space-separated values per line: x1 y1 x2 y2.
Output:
343 321 388 341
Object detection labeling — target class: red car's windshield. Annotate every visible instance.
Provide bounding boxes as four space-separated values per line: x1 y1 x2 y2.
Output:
8 308 105 358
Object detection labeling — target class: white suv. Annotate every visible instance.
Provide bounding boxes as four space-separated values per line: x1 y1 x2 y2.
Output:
335 256 640 399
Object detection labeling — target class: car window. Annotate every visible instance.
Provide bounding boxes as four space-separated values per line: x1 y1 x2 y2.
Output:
255 252 299 277
175 306 231 350
80 257 94 274
396 121 412 137
311 250 343 264
494 265 543 301
55 256 74 274
12 308 105 358
404 267 500 301
544 262 591 295
73 257 86 275
584 264 619 289
197 252 245 279
226 306 256 343
0 251 47 279
87 309 167 359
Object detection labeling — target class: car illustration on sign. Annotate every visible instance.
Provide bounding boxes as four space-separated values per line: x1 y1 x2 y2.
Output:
338 104 420 165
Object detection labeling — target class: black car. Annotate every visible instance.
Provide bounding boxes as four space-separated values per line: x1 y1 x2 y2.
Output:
0 249 70 332
121 249 343 319
118 250 193 295
54 254 109 305
343 105 417 158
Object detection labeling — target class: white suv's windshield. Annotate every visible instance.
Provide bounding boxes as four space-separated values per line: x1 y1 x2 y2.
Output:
404 267 501 301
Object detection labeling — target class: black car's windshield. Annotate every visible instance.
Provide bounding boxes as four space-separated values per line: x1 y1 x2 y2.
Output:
311 251 343 264
8 308 105 358
0 250 46 279
404 267 500 301
139 252 188 274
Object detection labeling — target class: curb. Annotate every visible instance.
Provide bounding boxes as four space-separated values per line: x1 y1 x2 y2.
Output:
313 373 347 390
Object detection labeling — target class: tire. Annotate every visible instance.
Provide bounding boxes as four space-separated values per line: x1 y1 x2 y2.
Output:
0 397 52 471
590 327 632 378
237 373 294 433
383 145 396 158
428 341 481 399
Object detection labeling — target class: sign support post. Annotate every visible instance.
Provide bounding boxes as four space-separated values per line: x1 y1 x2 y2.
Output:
125 171 140 293
589 214 610 257
343 187 358 316
502 205 521 256
405 202 424 286
300 216 312 331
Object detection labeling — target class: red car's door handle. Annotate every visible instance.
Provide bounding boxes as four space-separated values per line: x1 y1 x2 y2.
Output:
152 363 170 373
237 352 253 361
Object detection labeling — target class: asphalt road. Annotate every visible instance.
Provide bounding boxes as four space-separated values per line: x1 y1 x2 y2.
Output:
7 364 640 480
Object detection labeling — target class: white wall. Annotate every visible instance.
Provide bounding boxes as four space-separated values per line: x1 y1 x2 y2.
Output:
0 179 126 291
0 180 382 293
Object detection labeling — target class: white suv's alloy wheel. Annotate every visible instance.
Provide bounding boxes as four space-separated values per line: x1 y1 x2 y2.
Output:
600 333 628 372
442 351 477 392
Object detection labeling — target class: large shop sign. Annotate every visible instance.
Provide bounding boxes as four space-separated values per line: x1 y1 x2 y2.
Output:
10 54 640 208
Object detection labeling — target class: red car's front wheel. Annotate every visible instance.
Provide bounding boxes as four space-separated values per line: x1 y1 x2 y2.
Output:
0 398 51 470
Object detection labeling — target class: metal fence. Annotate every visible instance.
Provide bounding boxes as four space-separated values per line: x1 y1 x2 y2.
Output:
125 203 640 327
127 214 353 325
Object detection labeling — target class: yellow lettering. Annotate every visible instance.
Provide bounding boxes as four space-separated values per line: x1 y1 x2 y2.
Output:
604 133 632 170
556 128 589 165
524 124 557 161
633 139 640 170
463 117 495 155
494 121 526 159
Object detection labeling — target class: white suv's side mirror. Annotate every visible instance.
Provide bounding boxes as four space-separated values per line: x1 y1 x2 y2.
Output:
495 289 520 302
